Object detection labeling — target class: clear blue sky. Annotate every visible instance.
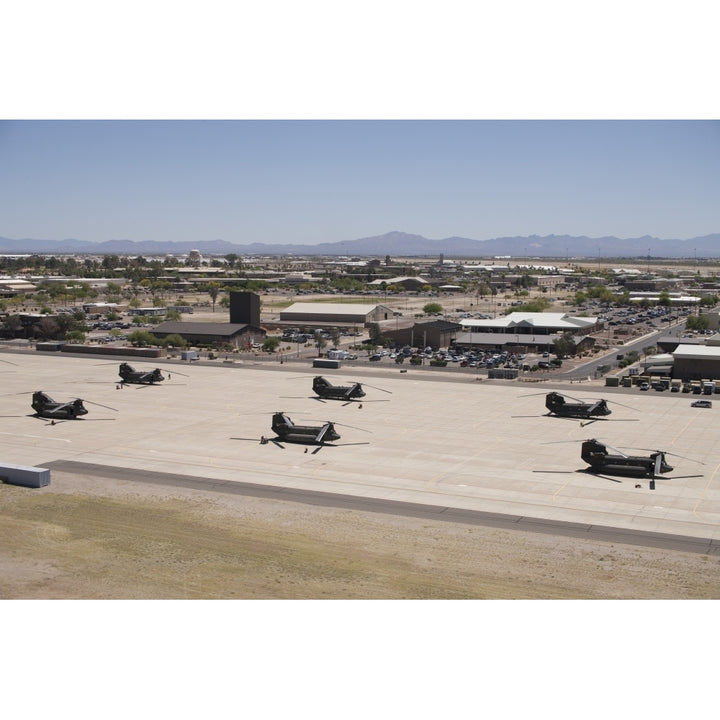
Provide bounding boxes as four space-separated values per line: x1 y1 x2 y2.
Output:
1 120 718 246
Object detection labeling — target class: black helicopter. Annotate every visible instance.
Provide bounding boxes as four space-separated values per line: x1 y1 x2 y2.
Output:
312 375 366 401
31 391 88 419
118 363 165 385
581 438 675 478
546 391 612 419
270 412 341 445
518 391 634 424
234 412 369 449
29 391 116 420
284 376 391 404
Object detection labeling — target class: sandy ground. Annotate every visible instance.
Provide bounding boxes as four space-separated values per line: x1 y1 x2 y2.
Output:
2 469 718 599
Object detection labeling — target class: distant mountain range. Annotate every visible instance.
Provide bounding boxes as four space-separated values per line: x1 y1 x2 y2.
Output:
1 231 719 259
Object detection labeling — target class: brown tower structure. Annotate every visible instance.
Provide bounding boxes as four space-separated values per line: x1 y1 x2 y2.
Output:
230 291 260 325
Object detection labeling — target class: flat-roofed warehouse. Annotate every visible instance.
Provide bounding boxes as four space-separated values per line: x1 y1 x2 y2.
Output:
278 302 395 328
672 344 720 381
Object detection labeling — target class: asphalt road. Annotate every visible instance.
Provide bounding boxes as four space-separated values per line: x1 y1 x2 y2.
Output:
45 459 720 555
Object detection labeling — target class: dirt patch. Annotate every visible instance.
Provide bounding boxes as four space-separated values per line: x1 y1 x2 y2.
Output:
1 474 718 599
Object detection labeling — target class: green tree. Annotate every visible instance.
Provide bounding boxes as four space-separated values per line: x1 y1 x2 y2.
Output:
224 253 240 269
263 336 281 353
552 332 577 358
162 333 188 348
686 315 709 331
314 330 327 354
127 330 158 347
207 281 222 312
65 330 86 344
423 302 443 314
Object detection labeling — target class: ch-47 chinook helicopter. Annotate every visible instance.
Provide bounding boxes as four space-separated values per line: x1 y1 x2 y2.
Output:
118 363 165 385
30 391 117 420
580 438 676 478
310 376 391 403
271 411 341 445
518 391 635 425
233 412 369 450
546 391 612 419
537 438 703 482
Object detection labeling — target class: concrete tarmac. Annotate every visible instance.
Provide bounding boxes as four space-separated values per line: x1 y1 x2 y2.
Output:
2 350 719 544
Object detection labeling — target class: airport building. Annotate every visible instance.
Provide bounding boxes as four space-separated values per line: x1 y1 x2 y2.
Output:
151 321 265 349
452 312 599 353
672 344 720 381
278 302 395 328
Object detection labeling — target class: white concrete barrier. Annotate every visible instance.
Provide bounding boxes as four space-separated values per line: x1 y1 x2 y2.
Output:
0 463 51 488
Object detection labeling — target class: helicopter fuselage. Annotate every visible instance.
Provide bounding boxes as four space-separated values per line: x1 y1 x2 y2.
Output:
31 391 88 419
312 376 365 401
119 363 164 384
271 412 341 444
581 439 672 477
546 392 611 418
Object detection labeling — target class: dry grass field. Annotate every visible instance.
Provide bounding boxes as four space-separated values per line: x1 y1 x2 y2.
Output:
2 470 718 599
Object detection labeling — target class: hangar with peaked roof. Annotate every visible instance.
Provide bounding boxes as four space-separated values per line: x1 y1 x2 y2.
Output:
151 321 266 349
278 302 395 327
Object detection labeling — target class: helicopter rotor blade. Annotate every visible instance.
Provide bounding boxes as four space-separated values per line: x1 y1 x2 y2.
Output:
606 399 637 411
663 474 705 480
601 442 628 457
362 383 392 394
560 393 593 404
333 422 371 433
663 452 705 464
579 469 623 483
0 358 19 366
84 400 119 412
620 446 704 464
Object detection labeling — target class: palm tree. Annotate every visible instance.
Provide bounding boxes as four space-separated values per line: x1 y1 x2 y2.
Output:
207 282 222 312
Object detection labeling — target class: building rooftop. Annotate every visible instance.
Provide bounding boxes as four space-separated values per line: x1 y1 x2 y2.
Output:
460 312 598 331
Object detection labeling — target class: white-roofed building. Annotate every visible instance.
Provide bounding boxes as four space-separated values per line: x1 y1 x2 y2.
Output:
0 278 36 296
453 312 600 353
460 312 599 336
367 276 430 290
